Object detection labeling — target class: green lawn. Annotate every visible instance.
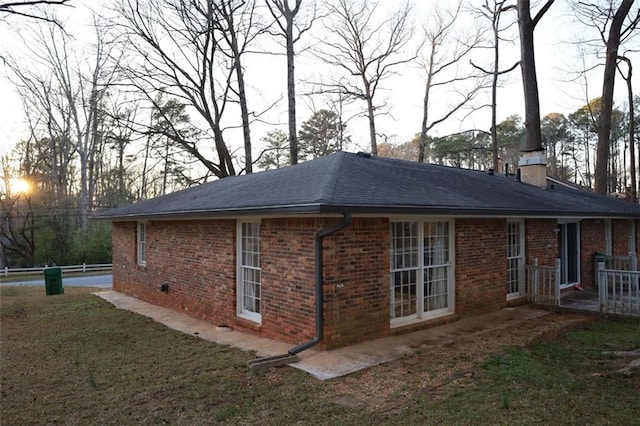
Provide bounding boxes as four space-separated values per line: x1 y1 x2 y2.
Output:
1 286 639 425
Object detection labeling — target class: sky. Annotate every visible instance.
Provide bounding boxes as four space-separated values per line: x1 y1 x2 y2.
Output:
0 0 638 160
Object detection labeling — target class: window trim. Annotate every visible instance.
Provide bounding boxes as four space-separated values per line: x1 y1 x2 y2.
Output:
506 219 525 300
389 217 455 327
137 222 146 266
236 219 262 323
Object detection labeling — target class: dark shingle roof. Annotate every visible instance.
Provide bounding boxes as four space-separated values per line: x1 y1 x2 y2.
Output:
95 151 640 220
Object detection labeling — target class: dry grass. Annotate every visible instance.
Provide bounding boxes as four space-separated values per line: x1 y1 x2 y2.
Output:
2 286 639 425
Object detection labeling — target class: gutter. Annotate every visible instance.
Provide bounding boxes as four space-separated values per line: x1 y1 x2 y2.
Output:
288 213 352 355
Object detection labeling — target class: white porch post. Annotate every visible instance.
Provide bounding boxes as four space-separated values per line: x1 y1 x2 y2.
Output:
630 252 638 298
598 261 606 312
554 258 561 306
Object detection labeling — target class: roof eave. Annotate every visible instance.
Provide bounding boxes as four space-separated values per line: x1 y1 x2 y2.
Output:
93 202 640 221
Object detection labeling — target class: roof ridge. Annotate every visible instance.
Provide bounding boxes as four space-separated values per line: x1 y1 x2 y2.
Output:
319 151 348 203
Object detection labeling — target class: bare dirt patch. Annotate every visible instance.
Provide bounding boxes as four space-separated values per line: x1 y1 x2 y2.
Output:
328 311 595 412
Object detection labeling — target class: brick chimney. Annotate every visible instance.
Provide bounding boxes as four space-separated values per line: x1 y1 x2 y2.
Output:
518 151 547 188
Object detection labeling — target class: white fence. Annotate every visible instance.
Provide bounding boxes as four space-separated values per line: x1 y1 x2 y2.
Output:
525 258 561 306
1 263 112 278
598 253 639 317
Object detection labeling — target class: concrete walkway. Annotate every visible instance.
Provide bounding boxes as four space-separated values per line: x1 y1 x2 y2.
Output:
95 291 550 380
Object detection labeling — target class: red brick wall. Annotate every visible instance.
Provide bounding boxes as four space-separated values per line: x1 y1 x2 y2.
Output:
112 220 237 327
581 219 605 288
454 218 507 316
112 215 636 349
260 218 317 344
525 219 557 267
612 219 631 256
112 222 136 289
112 217 391 349
322 218 390 349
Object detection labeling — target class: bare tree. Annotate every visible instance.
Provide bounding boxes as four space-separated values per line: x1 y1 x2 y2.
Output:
573 0 640 194
102 98 138 205
213 0 265 174
317 0 415 156
516 0 555 154
266 0 316 165
78 22 120 230
10 71 75 200
113 0 266 179
0 0 70 26
417 2 488 163
471 0 519 170
617 55 636 201
6 17 118 230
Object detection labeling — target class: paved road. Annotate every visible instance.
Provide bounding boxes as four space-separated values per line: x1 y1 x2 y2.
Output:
0 274 112 289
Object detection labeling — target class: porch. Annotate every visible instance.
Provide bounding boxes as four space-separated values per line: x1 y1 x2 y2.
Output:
526 253 640 317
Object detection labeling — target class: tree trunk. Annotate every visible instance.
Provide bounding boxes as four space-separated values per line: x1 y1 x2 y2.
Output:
286 17 298 165
364 80 377 156
233 51 253 174
517 0 552 153
621 58 636 201
595 0 634 195
141 117 152 200
490 11 500 171
266 0 305 166
226 8 253 174
418 60 434 163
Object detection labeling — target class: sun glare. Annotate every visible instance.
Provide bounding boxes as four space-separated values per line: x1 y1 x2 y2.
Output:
9 177 30 195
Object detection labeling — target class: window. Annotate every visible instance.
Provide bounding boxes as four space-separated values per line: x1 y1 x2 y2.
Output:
137 222 146 266
390 219 454 325
390 222 418 318
237 221 261 322
507 220 524 299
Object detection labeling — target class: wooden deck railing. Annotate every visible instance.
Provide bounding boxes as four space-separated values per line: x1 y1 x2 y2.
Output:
525 258 561 306
598 253 639 316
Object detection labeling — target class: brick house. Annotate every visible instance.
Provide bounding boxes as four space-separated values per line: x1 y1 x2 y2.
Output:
97 152 640 351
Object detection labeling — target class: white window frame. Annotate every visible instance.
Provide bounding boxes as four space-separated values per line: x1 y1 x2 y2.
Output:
390 218 455 327
137 222 146 266
236 220 262 323
628 220 636 255
506 220 525 300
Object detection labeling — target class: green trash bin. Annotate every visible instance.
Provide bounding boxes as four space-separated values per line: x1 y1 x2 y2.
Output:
594 252 610 266
44 267 64 295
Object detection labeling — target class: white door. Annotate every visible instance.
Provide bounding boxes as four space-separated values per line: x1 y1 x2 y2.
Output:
559 222 580 289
